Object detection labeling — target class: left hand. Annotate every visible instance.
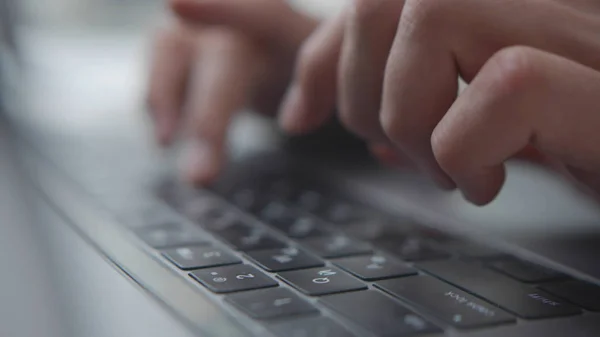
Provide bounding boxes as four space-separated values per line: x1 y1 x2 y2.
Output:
279 0 600 205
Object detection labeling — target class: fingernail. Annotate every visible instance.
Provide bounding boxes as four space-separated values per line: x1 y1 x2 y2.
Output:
278 85 305 133
434 173 457 191
182 140 218 185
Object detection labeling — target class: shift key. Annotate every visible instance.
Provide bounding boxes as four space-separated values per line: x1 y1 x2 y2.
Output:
376 275 516 329
418 260 581 319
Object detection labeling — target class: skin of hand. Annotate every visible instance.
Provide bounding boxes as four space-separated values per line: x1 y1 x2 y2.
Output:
147 0 318 184
280 0 600 205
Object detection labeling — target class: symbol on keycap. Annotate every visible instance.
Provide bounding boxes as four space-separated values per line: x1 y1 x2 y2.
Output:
317 269 337 277
404 314 427 331
371 256 386 264
326 236 349 251
236 273 255 280
210 271 228 283
176 247 194 260
281 247 299 256
453 314 463 323
203 251 222 259
273 254 293 264
312 277 330 284
273 297 293 307
242 232 262 245
290 218 315 236
366 263 383 270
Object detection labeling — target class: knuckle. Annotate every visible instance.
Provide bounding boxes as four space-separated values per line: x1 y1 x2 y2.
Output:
401 0 446 37
295 41 322 89
349 0 385 28
486 46 542 95
380 111 414 146
431 126 461 174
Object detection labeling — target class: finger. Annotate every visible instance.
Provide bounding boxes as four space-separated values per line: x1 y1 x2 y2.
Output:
146 24 195 145
337 0 404 142
381 0 600 189
182 32 260 184
278 11 345 134
170 0 317 50
432 46 600 205
369 143 413 168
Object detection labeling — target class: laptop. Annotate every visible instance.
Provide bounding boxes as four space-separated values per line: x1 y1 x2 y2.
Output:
7 2 600 336
7 97 599 337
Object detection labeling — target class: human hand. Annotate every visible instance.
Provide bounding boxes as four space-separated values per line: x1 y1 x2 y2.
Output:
147 0 317 184
280 0 600 204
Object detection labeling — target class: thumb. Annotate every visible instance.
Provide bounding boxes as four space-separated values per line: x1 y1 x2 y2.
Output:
170 0 317 50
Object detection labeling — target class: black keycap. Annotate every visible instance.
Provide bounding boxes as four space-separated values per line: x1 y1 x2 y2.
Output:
291 190 326 212
278 266 366 296
259 201 296 224
436 240 504 259
488 259 567 283
135 224 208 249
226 187 266 213
246 247 324 272
320 290 442 336
197 207 241 232
301 235 372 258
269 214 328 239
216 224 285 252
333 254 417 281
317 202 367 225
225 287 318 320
418 260 582 319
540 280 600 311
190 265 278 293
376 275 516 329
162 246 241 270
268 316 356 337
180 197 223 223
375 235 450 261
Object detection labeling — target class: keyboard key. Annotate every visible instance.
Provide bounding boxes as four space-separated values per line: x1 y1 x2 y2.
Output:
540 280 600 311
320 290 442 336
268 214 328 239
291 190 326 212
301 235 372 258
226 187 267 213
190 265 278 294
216 224 286 252
268 316 356 337
162 246 241 270
278 266 366 296
418 260 582 319
488 259 567 283
333 254 417 281
375 235 450 261
135 224 208 249
316 202 367 225
258 201 296 223
246 247 324 272
376 275 516 329
225 287 318 320
197 207 241 231
436 240 504 259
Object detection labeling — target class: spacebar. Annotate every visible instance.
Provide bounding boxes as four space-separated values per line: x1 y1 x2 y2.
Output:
417 260 581 319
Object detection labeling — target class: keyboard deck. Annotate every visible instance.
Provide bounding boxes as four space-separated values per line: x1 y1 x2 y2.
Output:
125 162 600 337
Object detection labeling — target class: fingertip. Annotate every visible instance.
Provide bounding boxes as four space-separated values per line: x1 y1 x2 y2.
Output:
457 167 505 206
278 85 310 134
180 140 222 186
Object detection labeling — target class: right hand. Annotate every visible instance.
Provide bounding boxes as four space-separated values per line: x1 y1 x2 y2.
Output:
146 0 318 184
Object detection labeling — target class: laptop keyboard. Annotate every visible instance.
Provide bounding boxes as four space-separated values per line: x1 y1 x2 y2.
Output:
127 163 600 336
